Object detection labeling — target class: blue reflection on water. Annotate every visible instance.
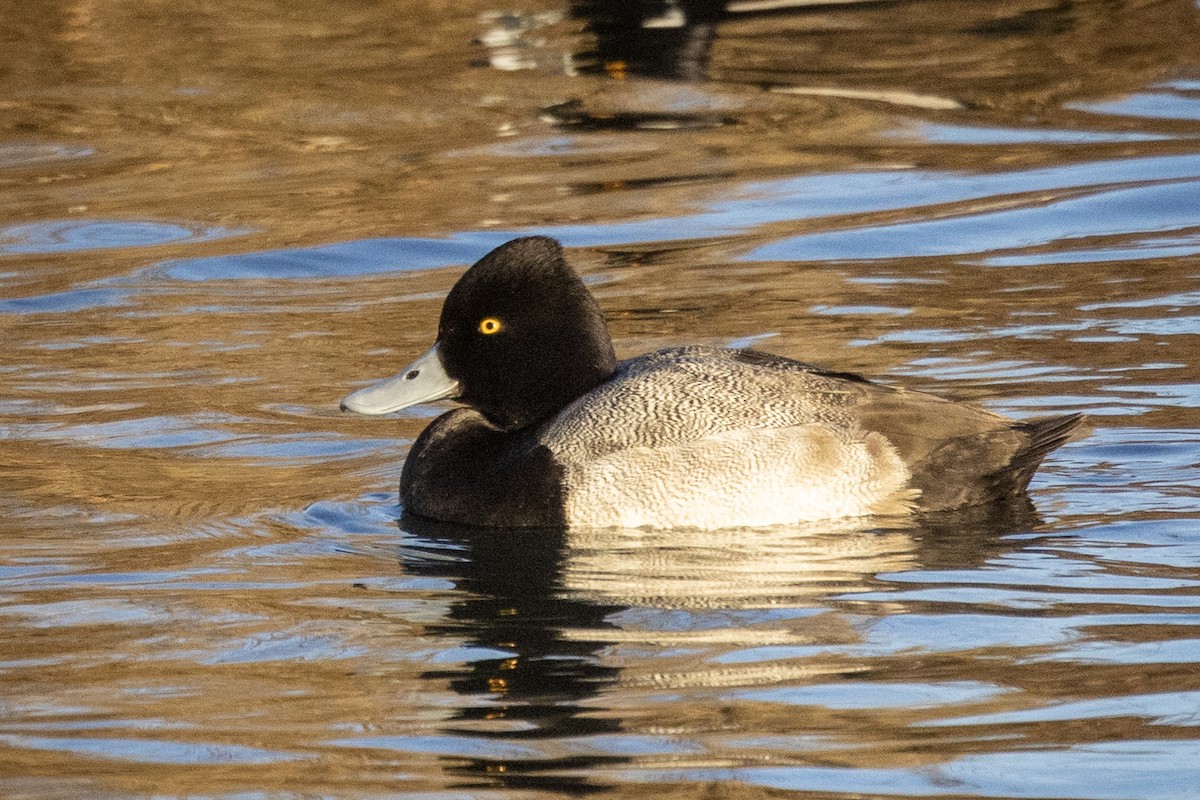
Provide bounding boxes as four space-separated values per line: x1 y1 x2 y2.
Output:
149 153 1200 283
0 219 244 256
0 288 129 314
156 234 502 280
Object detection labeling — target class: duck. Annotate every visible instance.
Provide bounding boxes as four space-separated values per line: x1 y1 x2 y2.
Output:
341 236 1082 529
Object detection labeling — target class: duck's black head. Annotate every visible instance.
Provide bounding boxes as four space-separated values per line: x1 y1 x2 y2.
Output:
341 236 617 431
439 237 617 429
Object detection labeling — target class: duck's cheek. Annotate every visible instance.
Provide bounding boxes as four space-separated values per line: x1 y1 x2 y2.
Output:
341 343 460 415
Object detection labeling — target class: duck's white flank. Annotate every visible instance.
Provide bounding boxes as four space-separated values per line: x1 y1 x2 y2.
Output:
561 425 917 529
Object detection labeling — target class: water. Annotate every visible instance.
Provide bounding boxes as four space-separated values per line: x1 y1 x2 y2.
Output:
2 1 1200 797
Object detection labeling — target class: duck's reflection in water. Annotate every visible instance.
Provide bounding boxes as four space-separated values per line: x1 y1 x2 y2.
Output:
396 500 1038 793
562 500 1038 609
398 517 626 793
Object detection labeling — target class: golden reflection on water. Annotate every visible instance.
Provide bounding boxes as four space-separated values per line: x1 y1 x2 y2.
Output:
561 521 918 611
3 0 1200 797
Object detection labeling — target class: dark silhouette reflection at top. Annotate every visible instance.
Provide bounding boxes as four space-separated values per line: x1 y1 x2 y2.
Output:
395 499 1044 793
570 0 731 81
398 514 626 795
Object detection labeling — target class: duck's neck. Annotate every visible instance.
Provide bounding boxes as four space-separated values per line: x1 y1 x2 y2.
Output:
488 352 617 431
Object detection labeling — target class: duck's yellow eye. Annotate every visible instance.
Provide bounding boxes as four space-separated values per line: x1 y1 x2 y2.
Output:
478 317 503 335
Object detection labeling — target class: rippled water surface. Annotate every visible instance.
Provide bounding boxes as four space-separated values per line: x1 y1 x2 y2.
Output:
3 1 1200 797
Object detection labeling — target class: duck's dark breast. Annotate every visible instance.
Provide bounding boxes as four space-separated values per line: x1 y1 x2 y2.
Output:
400 408 567 528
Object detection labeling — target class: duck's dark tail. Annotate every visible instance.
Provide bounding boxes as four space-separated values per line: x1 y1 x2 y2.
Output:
996 412 1085 496
911 412 1085 511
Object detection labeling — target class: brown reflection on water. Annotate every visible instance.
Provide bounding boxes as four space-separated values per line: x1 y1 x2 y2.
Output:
4 0 1198 270
3 0 1200 797
709 0 1197 109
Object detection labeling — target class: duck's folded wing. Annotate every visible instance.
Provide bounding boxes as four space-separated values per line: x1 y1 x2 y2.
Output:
734 348 1084 508
857 397 1084 509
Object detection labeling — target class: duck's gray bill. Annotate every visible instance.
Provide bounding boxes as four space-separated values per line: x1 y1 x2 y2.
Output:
340 343 460 415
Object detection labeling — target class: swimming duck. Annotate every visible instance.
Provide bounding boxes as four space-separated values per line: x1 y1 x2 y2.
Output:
341 236 1081 529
